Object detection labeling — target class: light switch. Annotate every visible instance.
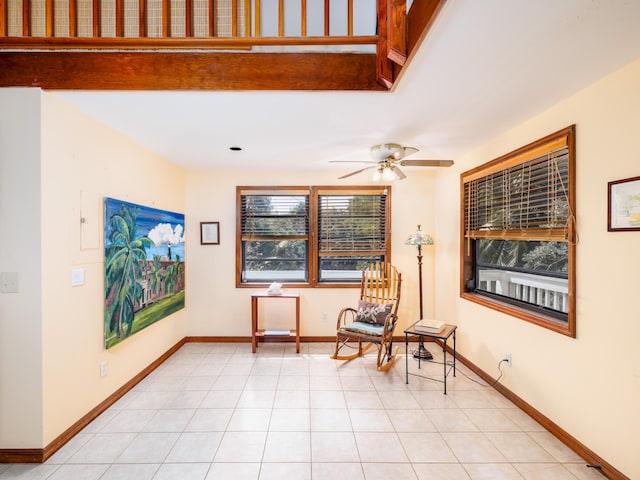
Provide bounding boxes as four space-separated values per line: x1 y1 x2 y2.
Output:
1 272 19 293
71 268 85 287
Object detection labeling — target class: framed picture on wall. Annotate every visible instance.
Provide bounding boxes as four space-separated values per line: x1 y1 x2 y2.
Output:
200 221 220 244
608 176 640 231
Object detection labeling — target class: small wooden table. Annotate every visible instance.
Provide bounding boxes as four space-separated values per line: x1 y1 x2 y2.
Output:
251 292 300 353
404 321 457 394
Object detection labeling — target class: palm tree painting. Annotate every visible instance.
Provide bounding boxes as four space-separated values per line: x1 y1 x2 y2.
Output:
104 198 185 349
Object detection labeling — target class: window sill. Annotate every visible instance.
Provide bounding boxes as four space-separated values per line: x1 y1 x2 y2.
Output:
460 291 575 337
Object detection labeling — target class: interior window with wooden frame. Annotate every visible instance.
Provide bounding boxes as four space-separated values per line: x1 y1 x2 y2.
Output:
237 185 391 288
460 125 576 337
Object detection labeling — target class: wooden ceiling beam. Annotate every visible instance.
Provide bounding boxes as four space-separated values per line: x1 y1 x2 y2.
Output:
0 51 387 91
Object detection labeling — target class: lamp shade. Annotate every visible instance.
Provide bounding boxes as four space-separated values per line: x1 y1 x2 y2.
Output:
405 225 433 246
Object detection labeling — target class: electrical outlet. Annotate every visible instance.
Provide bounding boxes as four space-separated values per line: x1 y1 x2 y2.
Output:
100 361 107 377
505 352 512 367
321 313 328 322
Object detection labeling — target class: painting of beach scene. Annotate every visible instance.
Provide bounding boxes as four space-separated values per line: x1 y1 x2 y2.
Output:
104 197 185 349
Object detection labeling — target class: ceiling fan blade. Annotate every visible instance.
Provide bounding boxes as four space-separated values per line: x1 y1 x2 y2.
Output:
329 160 378 164
401 146 419 158
399 159 454 167
390 165 407 180
338 166 376 179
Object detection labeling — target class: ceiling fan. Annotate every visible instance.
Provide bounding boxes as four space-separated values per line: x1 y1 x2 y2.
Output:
331 143 454 181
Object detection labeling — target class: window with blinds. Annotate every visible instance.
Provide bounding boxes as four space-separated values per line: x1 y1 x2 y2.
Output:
460 125 576 337
237 185 391 287
317 189 388 282
239 189 309 283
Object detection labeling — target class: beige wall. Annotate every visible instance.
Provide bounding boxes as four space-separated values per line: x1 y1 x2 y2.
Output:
185 169 439 338
435 59 640 479
0 89 44 447
3 58 637 476
37 93 187 446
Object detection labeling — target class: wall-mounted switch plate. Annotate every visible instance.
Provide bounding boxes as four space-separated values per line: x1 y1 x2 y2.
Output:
71 268 85 287
1 272 19 293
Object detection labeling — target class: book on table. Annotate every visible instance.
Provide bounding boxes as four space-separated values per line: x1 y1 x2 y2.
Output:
414 319 445 334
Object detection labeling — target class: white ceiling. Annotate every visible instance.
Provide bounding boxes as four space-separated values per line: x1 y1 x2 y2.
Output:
54 0 640 175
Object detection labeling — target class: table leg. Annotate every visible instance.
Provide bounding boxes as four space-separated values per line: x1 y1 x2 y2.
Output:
443 336 447 395
405 333 409 384
251 296 257 353
295 296 300 353
453 330 456 377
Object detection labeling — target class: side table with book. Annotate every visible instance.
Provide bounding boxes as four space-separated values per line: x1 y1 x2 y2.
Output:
404 320 457 394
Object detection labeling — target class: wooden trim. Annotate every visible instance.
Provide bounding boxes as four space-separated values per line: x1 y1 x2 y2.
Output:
0 51 385 90
69 0 77 37
139 0 145 37
323 0 328 36
0 0 7 37
22 0 30 36
0 34 377 48
0 449 43 463
115 0 124 37
300 0 306 36
376 0 394 88
347 0 352 36
185 0 192 37
45 0 54 37
277 0 283 37
407 0 446 54
208 0 215 36
387 0 406 66
243 0 249 37
453 349 630 480
231 0 237 36
185 335 422 344
162 0 169 37
461 136 569 183
92 0 99 37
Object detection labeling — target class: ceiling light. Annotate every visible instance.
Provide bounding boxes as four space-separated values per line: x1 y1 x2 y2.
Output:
382 167 397 182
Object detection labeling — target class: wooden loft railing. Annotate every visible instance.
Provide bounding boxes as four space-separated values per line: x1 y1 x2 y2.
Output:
0 0 379 49
0 0 447 91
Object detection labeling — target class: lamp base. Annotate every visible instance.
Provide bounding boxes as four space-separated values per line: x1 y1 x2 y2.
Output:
413 343 433 360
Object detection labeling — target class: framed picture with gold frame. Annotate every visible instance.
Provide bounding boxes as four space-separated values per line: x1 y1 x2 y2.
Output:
200 221 220 244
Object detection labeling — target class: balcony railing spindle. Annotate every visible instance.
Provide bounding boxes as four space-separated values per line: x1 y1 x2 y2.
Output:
69 0 77 36
22 0 30 35
45 0 53 35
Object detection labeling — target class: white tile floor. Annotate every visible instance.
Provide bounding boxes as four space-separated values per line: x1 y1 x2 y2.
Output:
0 342 606 480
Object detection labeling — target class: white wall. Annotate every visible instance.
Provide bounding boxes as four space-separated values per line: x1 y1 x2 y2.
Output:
0 89 44 447
185 169 439 339
435 59 640 479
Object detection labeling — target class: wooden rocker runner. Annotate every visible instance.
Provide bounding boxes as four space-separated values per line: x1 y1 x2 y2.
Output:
330 262 402 372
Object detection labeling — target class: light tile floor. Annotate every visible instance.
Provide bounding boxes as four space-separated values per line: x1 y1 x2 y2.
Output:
0 342 606 480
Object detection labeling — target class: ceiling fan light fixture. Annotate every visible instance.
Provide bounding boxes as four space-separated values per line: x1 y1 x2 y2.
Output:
370 143 403 161
382 167 397 182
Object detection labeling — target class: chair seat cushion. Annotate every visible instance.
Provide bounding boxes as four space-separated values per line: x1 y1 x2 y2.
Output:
355 300 392 325
342 321 384 336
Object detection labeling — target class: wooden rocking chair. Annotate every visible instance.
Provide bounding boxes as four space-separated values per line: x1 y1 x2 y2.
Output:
330 262 402 372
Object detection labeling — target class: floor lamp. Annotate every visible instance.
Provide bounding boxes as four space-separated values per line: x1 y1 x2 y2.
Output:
405 225 434 360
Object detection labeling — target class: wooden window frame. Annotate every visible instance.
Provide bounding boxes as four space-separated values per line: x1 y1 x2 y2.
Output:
237 185 391 288
460 125 576 337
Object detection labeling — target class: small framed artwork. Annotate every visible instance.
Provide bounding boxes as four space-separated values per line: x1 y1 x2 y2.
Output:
200 221 220 244
608 176 640 231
